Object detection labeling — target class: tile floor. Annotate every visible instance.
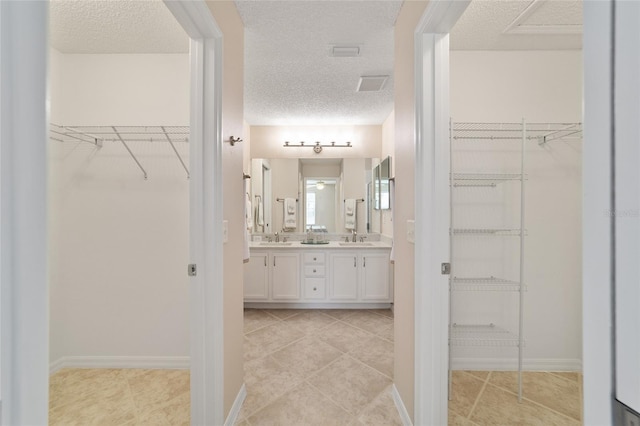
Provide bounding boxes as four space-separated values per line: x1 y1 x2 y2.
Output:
49 308 583 426
49 368 190 425
238 308 398 425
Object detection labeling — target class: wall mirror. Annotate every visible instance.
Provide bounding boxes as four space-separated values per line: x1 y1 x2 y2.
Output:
373 156 391 210
250 157 375 234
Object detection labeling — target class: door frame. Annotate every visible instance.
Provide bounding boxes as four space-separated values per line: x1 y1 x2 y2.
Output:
413 1 469 424
163 2 225 425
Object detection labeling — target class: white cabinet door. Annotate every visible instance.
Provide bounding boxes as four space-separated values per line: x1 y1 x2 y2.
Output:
330 252 359 300
244 252 269 300
271 253 300 299
361 252 390 301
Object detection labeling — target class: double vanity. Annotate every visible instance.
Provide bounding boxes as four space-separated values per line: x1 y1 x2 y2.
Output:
244 240 393 308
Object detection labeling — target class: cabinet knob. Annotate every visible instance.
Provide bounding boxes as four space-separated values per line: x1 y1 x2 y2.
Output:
313 269 316 273
313 287 317 291
313 257 317 261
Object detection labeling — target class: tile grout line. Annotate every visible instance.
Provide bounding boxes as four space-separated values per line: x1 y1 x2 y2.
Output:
464 371 491 421
483 381 582 423
304 378 357 422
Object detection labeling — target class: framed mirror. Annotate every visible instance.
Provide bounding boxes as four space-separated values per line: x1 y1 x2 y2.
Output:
373 156 391 210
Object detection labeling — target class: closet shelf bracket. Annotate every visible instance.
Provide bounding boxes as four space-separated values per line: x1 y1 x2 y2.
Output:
113 126 148 180
161 126 190 179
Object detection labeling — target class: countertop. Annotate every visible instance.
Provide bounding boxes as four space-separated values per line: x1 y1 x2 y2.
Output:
249 240 392 249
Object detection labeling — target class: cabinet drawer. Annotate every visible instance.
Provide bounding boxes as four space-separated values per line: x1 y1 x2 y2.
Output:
304 278 326 299
303 253 325 264
304 265 325 277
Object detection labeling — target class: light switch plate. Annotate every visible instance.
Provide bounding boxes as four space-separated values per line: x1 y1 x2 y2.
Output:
223 220 228 243
407 219 415 244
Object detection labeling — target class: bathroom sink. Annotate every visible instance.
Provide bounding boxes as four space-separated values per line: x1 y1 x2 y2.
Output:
338 242 374 247
259 242 293 246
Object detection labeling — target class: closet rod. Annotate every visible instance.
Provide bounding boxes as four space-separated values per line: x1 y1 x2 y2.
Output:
50 126 101 147
113 126 148 180
161 126 190 179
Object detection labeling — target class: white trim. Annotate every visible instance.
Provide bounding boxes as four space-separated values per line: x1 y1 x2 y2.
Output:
582 1 614 424
391 384 412 426
224 384 247 426
451 358 583 372
503 0 583 35
0 2 49 424
413 2 469 425
163 2 225 425
244 302 392 309
49 356 190 375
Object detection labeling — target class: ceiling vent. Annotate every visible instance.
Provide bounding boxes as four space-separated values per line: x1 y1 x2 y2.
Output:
357 75 389 92
331 46 360 57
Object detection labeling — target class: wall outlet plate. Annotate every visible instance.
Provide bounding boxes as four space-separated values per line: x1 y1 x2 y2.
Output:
223 220 228 243
407 219 415 244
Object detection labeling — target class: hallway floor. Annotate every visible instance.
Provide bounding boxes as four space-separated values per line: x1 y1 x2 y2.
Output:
48 308 582 425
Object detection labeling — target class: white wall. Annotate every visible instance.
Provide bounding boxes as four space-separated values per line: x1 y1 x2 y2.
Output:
450 50 583 368
49 50 190 365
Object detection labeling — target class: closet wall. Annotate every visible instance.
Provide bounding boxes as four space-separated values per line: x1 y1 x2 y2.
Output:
450 50 583 369
49 49 191 367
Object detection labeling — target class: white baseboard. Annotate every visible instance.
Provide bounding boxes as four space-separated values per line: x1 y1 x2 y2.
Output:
451 357 582 372
50 356 190 374
224 383 247 426
391 384 412 426
244 302 392 309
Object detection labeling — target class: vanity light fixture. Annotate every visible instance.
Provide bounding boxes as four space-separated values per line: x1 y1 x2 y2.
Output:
283 140 352 154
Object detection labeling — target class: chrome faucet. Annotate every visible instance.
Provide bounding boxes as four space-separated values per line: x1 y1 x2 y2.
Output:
274 232 279 242
351 230 357 242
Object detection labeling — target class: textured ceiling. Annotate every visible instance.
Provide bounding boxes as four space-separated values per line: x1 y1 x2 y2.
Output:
50 0 189 54
450 0 583 50
236 0 402 126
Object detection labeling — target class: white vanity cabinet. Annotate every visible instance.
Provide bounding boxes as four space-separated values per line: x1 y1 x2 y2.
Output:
243 251 300 300
244 252 269 300
244 245 392 307
271 252 300 299
329 250 391 301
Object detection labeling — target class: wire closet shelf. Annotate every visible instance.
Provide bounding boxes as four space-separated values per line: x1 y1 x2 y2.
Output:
49 124 190 180
447 119 582 404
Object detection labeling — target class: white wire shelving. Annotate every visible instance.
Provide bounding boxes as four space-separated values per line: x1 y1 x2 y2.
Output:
451 277 524 292
450 323 521 347
447 120 582 403
49 124 190 179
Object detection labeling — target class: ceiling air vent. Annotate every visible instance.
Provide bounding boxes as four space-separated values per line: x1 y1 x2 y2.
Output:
357 75 389 92
331 46 360 57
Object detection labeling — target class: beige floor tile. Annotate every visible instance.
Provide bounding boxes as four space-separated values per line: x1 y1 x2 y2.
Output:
318 309 359 320
247 382 353 426
127 369 190 415
450 370 485 418
271 336 343 378
234 420 250 426
242 356 305 416
283 310 337 334
369 308 394 318
341 311 394 342
470 384 580 426
356 386 402 426
134 408 172 426
308 355 391 416
489 371 581 421
244 309 279 334
244 321 305 361
49 382 137 426
449 410 476 426
463 370 490 381
549 371 581 383
315 321 374 353
260 308 307 319
161 392 190 426
49 368 129 410
348 336 394 378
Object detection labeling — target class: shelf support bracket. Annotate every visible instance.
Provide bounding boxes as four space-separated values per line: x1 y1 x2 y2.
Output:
112 126 148 180
161 126 190 179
